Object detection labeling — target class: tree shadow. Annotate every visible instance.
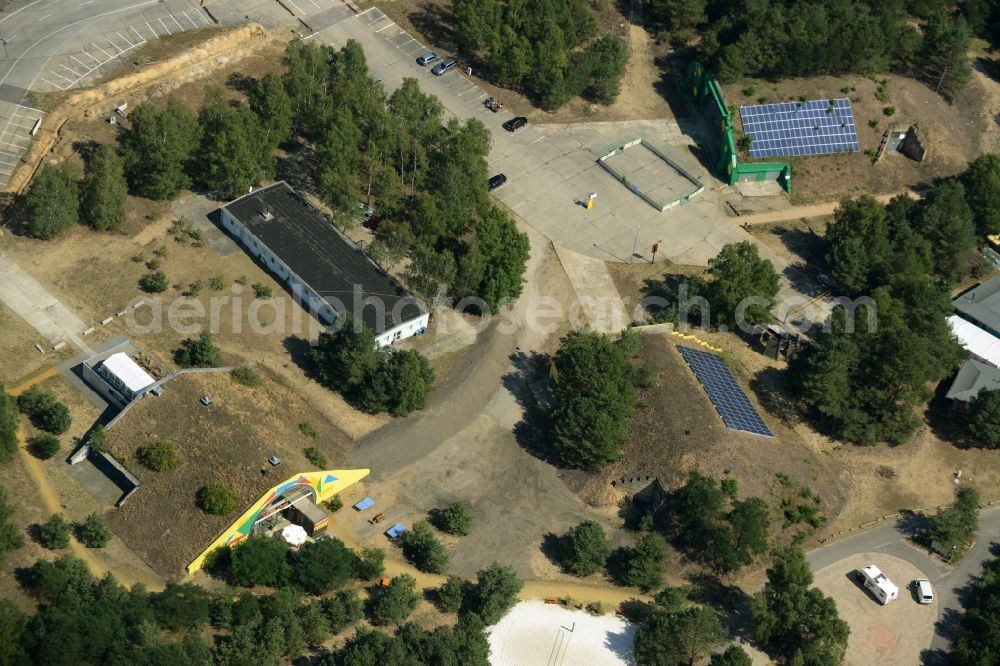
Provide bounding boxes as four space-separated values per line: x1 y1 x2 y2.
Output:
605 546 633 587
686 572 752 634
226 72 257 94
540 532 565 569
923 379 980 450
72 139 101 163
275 144 316 193
408 4 458 56
503 350 568 467
932 606 964 646
772 226 827 266
894 509 932 542
973 56 1000 83
282 336 320 381
749 367 803 426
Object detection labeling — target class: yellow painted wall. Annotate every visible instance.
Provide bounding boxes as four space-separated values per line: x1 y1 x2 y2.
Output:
186 468 369 574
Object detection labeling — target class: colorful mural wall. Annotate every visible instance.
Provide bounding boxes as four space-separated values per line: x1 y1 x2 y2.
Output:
187 468 370 573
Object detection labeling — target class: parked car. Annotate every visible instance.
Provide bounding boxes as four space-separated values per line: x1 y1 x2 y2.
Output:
858 564 899 604
431 59 456 76
358 202 374 220
488 174 507 191
912 579 934 604
502 116 528 132
416 52 440 66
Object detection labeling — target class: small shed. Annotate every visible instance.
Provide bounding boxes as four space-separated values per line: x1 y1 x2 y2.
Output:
354 497 375 511
385 523 407 539
97 352 156 402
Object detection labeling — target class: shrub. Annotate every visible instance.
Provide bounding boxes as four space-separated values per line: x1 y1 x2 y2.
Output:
209 275 226 291
324 589 364 633
293 537 356 594
251 283 273 299
28 434 60 460
468 562 522 625
327 495 343 512
197 482 240 515
230 366 261 388
368 574 420 626
229 535 291 587
883 105 896 116
0 488 25 566
17 388 71 435
298 422 319 439
560 520 611 577
432 501 473 536
183 280 203 297
175 331 220 368
436 576 466 613
354 547 385 581
88 425 109 453
38 514 71 550
304 446 327 468
401 521 449 574
77 513 112 548
138 440 179 472
139 271 168 293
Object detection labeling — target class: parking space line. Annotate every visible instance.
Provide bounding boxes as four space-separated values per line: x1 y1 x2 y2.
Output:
81 51 102 65
181 11 198 29
145 21 158 38
91 41 113 58
130 26 145 42
196 9 211 25
71 55 88 69
117 31 135 48
105 37 122 53
40 77 66 90
375 22 396 33
170 14 183 31
286 0 305 15
158 18 171 35
357 7 375 16
58 63 81 77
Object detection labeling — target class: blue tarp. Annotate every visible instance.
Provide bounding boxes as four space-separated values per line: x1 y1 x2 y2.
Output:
353 497 375 511
385 523 407 539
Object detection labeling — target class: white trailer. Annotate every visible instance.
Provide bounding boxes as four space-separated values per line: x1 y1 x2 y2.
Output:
859 564 899 604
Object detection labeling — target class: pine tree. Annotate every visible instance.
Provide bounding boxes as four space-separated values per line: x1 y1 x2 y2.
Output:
81 145 127 231
25 163 78 239
121 97 201 200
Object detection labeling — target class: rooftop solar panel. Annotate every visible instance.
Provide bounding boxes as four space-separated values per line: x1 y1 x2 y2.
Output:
676 345 774 437
739 98 860 159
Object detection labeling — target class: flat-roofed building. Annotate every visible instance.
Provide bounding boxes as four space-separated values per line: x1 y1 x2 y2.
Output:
221 182 429 346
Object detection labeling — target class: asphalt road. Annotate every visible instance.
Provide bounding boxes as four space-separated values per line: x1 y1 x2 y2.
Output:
806 506 1000 660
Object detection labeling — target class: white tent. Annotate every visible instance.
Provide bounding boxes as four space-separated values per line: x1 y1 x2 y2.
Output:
281 524 307 546
949 315 1000 368
100 352 156 394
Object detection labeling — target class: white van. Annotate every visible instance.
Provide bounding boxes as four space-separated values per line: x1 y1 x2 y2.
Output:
858 564 899 604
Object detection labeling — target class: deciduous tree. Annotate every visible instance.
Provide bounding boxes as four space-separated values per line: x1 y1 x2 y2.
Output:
560 520 611 577
401 521 449 574
703 241 780 329
229 535 291 587
368 574 420 626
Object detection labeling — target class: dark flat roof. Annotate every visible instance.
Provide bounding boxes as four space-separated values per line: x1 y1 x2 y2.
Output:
223 182 425 335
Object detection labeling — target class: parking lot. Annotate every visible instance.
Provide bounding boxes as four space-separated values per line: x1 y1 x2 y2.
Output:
812 552 937 665
313 7 751 266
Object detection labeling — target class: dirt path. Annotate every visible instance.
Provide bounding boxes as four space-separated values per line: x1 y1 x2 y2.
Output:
9 369 164 590
602 22 673 121
738 190 919 225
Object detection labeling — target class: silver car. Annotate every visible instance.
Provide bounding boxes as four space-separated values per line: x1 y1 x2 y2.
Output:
416 52 439 66
431 59 457 76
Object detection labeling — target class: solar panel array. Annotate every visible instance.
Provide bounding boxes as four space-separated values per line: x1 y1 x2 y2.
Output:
739 98 859 159
676 345 773 437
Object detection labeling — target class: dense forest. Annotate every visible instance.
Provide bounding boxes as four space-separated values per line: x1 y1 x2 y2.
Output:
791 153 1000 445
452 0 628 110
646 0 996 100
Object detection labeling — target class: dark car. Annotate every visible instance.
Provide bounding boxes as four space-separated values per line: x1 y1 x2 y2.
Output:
431 59 457 76
502 116 528 132
488 174 507 191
